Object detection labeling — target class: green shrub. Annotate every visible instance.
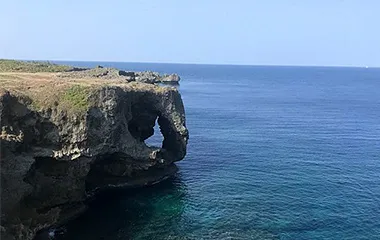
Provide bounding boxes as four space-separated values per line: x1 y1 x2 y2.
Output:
62 85 91 112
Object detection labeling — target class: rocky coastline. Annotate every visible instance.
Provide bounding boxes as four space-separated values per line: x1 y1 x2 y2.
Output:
59 65 181 84
0 60 188 240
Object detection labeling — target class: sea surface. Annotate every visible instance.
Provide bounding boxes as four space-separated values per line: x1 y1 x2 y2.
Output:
54 62 380 240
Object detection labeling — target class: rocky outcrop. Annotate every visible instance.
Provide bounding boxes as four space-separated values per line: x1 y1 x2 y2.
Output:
0 81 188 240
59 66 181 84
134 72 181 84
160 73 181 83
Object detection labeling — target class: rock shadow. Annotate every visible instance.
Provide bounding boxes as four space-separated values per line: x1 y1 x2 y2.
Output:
47 174 187 240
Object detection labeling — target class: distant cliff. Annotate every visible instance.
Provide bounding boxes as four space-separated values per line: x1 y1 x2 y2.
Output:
0 61 188 240
0 60 181 84
58 65 181 84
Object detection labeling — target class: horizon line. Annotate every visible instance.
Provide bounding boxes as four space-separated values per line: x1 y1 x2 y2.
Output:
4 57 379 69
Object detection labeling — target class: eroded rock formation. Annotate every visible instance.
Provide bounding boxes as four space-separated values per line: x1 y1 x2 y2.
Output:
0 82 188 240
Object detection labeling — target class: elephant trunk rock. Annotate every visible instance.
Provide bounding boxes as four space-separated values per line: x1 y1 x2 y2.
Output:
0 82 188 240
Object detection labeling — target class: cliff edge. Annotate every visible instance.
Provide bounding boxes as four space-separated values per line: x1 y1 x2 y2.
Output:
0 61 188 240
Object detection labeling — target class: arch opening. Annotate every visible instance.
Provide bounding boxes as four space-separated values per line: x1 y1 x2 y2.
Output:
144 117 164 148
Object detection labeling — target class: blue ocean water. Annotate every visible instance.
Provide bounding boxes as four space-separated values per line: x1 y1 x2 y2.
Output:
55 62 380 240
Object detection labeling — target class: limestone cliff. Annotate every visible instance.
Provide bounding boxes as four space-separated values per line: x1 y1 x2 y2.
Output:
0 69 188 240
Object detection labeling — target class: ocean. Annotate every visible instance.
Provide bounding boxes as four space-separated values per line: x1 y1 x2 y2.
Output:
53 62 380 240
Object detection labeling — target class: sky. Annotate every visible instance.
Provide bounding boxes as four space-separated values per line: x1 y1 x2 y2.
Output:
1 0 379 67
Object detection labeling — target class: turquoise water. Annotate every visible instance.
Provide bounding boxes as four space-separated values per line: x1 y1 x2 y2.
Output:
55 62 380 240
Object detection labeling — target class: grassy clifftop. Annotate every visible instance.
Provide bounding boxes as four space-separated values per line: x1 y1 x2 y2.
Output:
0 60 175 115
0 59 73 73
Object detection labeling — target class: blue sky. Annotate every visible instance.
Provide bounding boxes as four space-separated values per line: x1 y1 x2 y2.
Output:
1 0 379 66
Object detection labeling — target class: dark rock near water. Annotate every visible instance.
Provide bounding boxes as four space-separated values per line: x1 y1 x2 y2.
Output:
0 83 188 240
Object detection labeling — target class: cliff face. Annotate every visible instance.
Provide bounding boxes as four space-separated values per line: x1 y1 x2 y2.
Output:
0 77 188 240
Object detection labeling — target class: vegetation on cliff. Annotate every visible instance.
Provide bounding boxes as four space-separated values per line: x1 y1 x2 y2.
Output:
0 60 177 115
0 59 73 73
62 85 92 113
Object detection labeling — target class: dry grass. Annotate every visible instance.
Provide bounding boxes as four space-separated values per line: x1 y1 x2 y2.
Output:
0 60 177 115
0 72 176 114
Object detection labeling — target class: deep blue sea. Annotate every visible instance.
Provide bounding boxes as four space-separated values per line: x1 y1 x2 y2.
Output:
54 62 380 240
